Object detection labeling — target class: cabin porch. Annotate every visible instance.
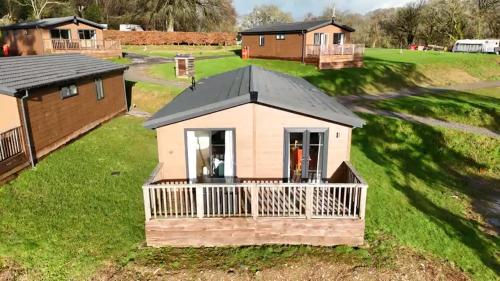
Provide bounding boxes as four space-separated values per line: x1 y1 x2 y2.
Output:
43 39 122 58
305 44 365 69
142 161 368 247
0 126 29 182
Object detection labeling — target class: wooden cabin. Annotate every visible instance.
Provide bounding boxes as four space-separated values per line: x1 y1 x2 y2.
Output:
1 16 122 58
142 65 368 247
0 54 128 181
240 19 364 69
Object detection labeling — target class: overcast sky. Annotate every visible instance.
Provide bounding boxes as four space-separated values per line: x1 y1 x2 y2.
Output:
234 0 415 19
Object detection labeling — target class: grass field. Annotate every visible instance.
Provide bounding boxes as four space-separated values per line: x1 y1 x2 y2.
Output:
0 50 499 280
150 48 500 96
372 87 500 131
123 45 240 58
131 82 182 113
0 113 498 280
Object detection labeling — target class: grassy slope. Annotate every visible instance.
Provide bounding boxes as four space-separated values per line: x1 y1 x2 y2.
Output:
132 82 182 113
352 114 499 280
372 87 500 131
150 49 500 96
0 117 157 279
123 45 240 58
106 57 132 65
0 114 498 280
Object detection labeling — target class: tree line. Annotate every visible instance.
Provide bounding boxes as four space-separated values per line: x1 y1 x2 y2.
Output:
0 0 498 48
0 0 237 32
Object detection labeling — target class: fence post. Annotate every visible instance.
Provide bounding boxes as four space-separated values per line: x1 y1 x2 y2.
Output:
251 184 259 219
196 186 204 219
359 185 368 219
142 186 151 221
305 186 313 219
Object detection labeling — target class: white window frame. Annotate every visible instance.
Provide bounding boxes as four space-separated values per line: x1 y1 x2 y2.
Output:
60 84 78 99
259 35 265 46
95 78 104 100
276 34 285 40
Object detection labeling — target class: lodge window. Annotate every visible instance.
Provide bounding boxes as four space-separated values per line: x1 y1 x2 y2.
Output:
60 84 78 99
276 34 285 40
78 29 96 40
285 129 328 183
50 29 71 40
95 78 104 100
259 35 265 46
313 33 328 46
333 33 344 45
185 129 235 183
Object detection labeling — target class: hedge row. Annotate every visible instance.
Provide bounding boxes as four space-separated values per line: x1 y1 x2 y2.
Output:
103 30 237 46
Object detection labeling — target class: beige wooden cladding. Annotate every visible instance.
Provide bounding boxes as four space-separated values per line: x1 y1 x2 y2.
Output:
155 103 352 180
0 95 21 132
146 218 365 247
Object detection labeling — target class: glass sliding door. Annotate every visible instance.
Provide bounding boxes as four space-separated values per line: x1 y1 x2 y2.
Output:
186 129 235 183
285 129 328 183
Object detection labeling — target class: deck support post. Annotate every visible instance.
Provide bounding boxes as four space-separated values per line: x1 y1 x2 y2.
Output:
143 186 151 221
359 185 368 219
306 186 313 219
251 185 259 219
196 186 204 219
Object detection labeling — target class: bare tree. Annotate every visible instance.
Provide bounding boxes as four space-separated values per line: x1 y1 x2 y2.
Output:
240 4 293 29
15 0 66 19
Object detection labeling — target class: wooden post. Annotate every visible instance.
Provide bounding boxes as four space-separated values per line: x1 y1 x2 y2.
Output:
196 186 204 219
251 185 259 219
359 185 368 219
305 186 313 219
143 186 151 221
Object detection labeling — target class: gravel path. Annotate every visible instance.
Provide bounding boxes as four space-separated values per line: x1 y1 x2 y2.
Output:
351 105 500 138
338 80 500 106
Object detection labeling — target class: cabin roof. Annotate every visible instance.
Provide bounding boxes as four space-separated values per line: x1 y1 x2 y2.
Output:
240 19 355 35
0 16 105 30
144 66 365 129
0 54 127 96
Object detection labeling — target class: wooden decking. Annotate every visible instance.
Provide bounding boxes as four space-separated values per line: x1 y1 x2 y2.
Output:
305 44 364 70
143 162 368 247
0 127 29 181
43 39 122 58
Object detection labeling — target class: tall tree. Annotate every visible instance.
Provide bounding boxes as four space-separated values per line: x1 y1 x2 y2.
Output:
240 4 293 29
381 0 425 46
14 0 66 19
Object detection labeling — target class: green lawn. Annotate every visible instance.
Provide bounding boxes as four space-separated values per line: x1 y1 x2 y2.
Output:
0 113 498 280
150 49 500 96
372 87 500 131
131 82 182 113
106 57 132 65
352 114 499 281
123 45 240 58
0 117 158 279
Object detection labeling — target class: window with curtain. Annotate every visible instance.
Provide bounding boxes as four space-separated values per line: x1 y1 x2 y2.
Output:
186 129 235 183
95 78 104 100
50 29 71 40
259 35 265 46
333 33 344 45
285 129 328 183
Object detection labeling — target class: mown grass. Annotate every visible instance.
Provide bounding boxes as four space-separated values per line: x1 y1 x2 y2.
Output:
107 57 132 65
0 117 157 279
150 48 499 96
352 114 499 281
123 45 240 58
131 82 182 113
372 87 500 131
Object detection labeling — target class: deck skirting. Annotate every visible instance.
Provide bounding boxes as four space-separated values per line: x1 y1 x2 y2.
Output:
146 217 364 247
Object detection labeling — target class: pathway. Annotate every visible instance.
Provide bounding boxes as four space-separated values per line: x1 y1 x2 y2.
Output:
338 80 500 106
350 105 499 138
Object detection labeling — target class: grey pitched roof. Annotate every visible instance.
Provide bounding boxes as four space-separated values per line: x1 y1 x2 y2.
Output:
1 16 104 30
144 66 365 129
240 19 355 35
0 54 127 96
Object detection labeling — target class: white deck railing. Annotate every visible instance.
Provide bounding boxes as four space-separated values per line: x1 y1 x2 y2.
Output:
0 127 24 162
142 162 368 221
305 44 365 56
43 39 121 51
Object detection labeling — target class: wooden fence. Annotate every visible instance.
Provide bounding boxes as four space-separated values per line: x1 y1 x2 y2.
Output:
103 30 237 46
143 183 367 221
0 127 24 162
